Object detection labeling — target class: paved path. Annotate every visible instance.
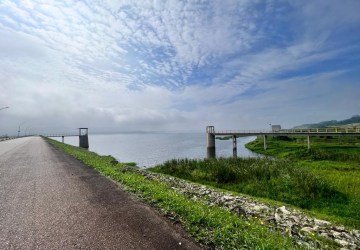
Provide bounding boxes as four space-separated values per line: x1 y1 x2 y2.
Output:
0 137 202 250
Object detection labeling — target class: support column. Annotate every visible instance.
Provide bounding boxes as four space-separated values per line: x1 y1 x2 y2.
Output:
263 135 267 150
232 135 237 158
206 126 216 159
307 135 310 150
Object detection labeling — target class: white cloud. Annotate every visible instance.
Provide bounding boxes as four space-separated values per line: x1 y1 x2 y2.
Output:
0 0 359 135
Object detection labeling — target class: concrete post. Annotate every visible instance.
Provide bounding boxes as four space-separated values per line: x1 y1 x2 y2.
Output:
232 135 237 158
263 135 267 150
307 135 310 150
206 126 216 158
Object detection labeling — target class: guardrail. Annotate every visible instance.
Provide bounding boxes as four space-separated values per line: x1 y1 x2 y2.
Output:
42 134 78 137
213 127 360 134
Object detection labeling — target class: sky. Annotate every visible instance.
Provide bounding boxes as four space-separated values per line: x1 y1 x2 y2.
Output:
0 0 360 135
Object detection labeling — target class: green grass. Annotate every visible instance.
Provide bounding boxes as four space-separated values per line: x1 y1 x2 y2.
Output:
150 158 347 213
246 136 360 229
47 138 304 250
151 136 360 229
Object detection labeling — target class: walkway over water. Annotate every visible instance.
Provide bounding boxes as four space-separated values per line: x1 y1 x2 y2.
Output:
206 126 360 158
42 133 78 137
42 128 89 148
211 127 360 136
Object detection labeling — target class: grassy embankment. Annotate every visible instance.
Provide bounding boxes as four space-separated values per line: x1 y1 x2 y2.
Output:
151 136 360 229
47 138 301 250
246 136 360 229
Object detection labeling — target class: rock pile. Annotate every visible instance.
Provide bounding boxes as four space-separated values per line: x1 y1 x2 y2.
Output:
138 170 359 249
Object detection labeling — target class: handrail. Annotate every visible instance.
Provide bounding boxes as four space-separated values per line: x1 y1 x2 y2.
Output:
42 134 78 137
211 127 360 135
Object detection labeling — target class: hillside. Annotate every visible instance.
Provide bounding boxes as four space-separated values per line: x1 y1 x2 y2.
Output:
294 115 360 128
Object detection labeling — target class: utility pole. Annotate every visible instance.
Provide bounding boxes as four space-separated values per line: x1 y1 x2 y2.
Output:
18 122 26 137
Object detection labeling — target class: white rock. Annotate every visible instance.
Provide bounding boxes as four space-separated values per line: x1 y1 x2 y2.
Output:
301 227 313 233
278 206 291 215
274 213 281 221
351 229 360 238
332 231 342 238
341 232 353 240
314 218 331 226
320 232 330 238
335 239 349 246
223 195 233 201
252 205 269 211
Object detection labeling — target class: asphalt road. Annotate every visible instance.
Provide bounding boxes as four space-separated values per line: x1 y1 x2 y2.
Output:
0 137 202 250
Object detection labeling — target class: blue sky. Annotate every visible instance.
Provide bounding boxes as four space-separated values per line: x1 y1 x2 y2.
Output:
0 0 359 134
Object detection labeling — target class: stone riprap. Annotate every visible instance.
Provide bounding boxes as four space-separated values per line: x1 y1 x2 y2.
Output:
138 170 359 250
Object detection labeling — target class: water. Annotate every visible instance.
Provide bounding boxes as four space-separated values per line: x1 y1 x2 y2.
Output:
52 133 260 168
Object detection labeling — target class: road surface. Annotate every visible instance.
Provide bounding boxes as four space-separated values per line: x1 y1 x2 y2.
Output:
0 137 202 249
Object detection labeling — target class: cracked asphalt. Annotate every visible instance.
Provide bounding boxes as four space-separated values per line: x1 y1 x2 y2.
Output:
0 137 202 250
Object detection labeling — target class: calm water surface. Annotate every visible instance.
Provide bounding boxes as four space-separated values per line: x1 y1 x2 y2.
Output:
53 133 260 168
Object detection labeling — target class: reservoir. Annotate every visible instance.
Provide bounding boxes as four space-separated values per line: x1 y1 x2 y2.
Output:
53 133 259 168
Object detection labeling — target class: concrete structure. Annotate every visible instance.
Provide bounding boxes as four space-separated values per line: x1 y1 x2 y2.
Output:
271 125 281 132
42 128 89 149
206 126 216 158
206 126 360 159
232 135 237 158
79 128 89 149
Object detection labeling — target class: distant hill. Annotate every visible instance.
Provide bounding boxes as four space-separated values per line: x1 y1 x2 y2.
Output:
294 115 360 128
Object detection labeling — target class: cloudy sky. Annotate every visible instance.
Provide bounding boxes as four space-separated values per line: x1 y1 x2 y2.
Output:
0 0 359 134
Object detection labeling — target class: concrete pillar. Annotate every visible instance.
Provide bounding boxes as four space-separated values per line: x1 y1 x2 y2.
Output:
263 135 267 150
232 135 237 158
206 126 216 158
307 136 310 150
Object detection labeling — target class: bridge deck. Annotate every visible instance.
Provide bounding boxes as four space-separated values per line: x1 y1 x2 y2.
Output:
206 126 360 158
213 128 360 136
43 134 78 137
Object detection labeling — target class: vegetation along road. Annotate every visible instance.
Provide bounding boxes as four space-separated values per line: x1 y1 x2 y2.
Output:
0 137 201 249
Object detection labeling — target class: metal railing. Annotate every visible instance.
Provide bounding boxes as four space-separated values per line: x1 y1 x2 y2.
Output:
42 133 78 137
212 127 360 135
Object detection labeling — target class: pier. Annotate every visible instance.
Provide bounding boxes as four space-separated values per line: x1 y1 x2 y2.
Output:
206 126 360 158
42 128 89 148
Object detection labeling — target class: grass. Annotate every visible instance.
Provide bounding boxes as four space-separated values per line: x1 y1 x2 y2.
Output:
150 158 347 214
151 135 360 229
47 138 304 250
246 135 360 229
